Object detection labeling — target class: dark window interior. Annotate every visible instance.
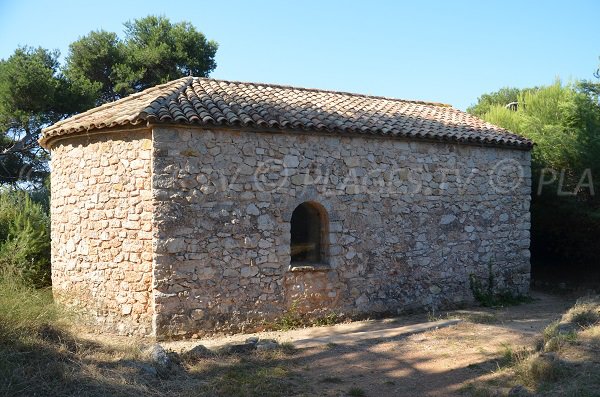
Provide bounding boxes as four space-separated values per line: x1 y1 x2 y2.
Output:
290 202 323 263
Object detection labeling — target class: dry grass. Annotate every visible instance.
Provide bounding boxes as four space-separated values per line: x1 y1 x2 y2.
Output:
0 273 309 397
449 311 499 324
565 296 600 328
3 279 598 397
513 352 564 386
463 295 600 397
579 324 600 348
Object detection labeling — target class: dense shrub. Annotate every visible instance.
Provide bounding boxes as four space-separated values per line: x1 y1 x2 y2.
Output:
470 81 600 273
0 189 50 287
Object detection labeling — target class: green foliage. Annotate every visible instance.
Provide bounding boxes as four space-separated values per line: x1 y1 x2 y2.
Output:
480 81 600 188
117 16 218 94
273 300 343 331
0 47 92 185
348 387 366 396
313 311 339 327
469 262 532 307
578 57 600 99
470 79 600 267
0 189 50 287
2 15 218 185
0 270 63 341
467 87 535 117
274 301 304 330
64 15 218 103
64 30 125 103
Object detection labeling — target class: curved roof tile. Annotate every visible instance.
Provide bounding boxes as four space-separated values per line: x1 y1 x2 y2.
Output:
40 77 532 149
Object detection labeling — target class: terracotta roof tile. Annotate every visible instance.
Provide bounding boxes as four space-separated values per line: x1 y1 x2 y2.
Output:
40 77 532 149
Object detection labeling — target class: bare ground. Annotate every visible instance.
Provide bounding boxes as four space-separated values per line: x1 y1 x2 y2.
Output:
75 291 578 397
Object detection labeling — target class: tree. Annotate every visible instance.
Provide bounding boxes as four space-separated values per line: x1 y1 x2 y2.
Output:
470 80 600 267
477 81 600 194
0 47 94 186
1 15 218 185
0 189 51 287
64 30 125 104
467 87 538 117
116 16 218 94
65 16 218 103
578 56 600 100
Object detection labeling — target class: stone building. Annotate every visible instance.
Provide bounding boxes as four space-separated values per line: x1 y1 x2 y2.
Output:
40 77 533 338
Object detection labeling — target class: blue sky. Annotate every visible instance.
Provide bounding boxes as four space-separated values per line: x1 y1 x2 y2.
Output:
0 0 598 110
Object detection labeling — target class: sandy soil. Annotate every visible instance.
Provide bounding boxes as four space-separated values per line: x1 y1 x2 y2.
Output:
81 291 575 396
260 291 573 396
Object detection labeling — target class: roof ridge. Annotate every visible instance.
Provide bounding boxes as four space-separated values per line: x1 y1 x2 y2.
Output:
194 77 452 108
39 75 533 150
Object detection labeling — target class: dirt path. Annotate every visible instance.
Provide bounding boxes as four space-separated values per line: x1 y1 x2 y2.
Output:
78 291 574 396
293 292 573 396
157 291 573 396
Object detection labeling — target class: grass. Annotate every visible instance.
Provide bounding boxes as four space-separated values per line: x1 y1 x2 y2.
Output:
0 272 157 396
0 272 310 397
271 301 343 331
0 273 67 339
0 272 76 395
571 310 599 327
5 266 599 397
463 295 600 397
540 321 578 353
497 342 531 367
566 296 600 328
579 324 600 348
518 353 564 385
278 342 297 354
348 386 366 396
459 383 501 397
205 361 297 397
468 263 534 308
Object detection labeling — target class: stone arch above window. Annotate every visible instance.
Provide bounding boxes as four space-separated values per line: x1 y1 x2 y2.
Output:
290 201 329 264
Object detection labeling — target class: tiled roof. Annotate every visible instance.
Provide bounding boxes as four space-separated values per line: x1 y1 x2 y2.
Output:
40 77 532 149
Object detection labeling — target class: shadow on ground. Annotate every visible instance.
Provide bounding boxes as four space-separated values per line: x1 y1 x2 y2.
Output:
0 291 579 397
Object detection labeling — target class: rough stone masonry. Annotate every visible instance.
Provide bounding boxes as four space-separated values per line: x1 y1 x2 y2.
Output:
41 77 533 338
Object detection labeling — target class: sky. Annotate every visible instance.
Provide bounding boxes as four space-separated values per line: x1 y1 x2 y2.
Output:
0 0 598 110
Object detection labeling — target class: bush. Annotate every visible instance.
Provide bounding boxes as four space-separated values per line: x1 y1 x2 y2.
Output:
470 81 600 270
0 189 50 287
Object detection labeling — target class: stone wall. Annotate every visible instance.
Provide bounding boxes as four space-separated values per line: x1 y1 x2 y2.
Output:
152 126 531 337
50 130 154 336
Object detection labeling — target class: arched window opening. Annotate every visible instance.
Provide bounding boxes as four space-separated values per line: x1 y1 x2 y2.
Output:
290 202 328 264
